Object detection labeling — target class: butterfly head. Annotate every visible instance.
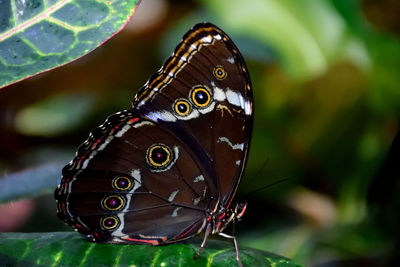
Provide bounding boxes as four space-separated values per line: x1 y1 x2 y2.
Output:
210 202 247 234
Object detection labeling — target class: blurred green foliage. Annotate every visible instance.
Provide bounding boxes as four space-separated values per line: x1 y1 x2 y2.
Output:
0 0 399 266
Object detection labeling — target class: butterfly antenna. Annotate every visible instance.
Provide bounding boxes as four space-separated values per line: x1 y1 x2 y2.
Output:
243 178 290 197
242 156 290 196
250 156 271 182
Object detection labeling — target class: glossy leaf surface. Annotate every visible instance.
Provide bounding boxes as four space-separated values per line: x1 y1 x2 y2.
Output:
0 0 141 89
0 232 302 266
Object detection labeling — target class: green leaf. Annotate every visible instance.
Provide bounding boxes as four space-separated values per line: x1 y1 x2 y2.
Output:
0 232 301 266
0 0 141 89
0 162 63 204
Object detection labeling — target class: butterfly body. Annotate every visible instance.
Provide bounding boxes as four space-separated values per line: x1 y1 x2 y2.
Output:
55 22 253 265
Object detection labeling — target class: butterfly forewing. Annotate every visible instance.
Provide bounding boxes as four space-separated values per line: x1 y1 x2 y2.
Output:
134 23 253 206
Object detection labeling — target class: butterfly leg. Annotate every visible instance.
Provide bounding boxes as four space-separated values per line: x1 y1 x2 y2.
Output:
194 223 211 259
218 232 243 267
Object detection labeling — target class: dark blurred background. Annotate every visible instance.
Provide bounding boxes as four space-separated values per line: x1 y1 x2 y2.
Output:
1 0 400 266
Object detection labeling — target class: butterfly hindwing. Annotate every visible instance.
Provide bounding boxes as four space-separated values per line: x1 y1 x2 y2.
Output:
56 110 217 243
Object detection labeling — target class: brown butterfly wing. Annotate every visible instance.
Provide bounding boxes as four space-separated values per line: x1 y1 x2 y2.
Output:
55 23 253 244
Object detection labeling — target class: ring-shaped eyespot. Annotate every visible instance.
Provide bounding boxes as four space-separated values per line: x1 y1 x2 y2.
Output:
112 176 133 191
102 195 125 211
214 66 227 80
146 144 173 168
173 99 191 117
101 216 120 230
190 86 212 108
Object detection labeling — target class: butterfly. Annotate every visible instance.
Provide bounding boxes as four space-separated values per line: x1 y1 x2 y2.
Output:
55 22 253 266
